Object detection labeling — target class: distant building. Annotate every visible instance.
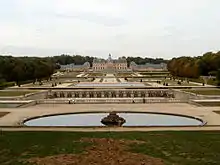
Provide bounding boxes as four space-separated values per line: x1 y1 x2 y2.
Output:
92 54 128 72
130 61 167 71
60 62 90 72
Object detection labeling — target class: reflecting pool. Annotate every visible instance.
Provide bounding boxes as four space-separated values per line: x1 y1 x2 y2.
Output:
24 112 203 127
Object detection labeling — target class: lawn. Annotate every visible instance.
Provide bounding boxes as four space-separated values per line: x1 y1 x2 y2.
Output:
115 73 132 77
159 79 199 86
0 91 37 97
183 89 220 95
88 73 104 77
0 131 220 165
0 112 9 118
196 102 220 106
214 111 220 114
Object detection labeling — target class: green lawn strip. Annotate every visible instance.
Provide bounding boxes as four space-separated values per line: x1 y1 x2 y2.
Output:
0 112 9 117
0 91 38 97
183 90 220 95
1 131 220 165
197 102 220 106
151 79 199 86
88 73 104 77
188 78 218 86
214 111 220 114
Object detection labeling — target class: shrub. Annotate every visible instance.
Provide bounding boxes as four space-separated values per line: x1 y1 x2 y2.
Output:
0 82 15 89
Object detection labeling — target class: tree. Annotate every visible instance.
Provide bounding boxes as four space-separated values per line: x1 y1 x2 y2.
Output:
167 51 220 85
217 69 220 85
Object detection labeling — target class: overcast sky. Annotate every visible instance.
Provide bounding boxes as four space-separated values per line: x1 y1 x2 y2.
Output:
0 0 220 59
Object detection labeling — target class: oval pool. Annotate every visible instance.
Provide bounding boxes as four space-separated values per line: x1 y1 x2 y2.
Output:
24 112 204 127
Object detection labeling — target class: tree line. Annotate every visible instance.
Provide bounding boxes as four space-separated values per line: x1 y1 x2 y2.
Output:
0 56 59 87
0 54 167 88
55 54 167 67
167 51 220 85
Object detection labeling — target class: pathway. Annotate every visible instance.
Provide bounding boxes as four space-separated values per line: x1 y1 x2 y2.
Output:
119 78 126 83
189 81 213 87
0 103 220 126
1 126 220 132
102 74 118 83
55 83 73 87
93 78 101 82
147 82 164 87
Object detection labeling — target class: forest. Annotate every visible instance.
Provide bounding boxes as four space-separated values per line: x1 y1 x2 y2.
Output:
167 51 220 85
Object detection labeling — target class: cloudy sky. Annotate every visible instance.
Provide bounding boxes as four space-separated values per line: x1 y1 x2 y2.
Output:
0 0 220 59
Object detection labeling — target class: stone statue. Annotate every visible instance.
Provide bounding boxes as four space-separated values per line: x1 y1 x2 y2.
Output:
101 112 126 127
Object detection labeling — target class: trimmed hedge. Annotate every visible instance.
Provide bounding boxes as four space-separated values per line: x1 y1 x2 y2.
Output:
0 82 15 89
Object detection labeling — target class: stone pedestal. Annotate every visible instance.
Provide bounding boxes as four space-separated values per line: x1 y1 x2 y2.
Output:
101 92 105 98
86 92 90 98
138 91 142 97
94 92 97 98
79 92 83 98
130 92 134 98
116 92 119 98
145 92 149 97
123 92 127 97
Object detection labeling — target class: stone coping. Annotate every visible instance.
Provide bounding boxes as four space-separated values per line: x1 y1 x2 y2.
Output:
193 99 220 102
2 126 220 132
0 100 34 104
7 86 218 90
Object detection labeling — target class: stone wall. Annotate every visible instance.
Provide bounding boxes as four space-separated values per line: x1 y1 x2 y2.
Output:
24 91 48 100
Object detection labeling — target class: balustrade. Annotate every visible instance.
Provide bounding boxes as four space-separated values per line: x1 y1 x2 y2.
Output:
49 90 175 99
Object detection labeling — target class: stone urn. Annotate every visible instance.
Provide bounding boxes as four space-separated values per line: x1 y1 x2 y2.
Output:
101 112 126 127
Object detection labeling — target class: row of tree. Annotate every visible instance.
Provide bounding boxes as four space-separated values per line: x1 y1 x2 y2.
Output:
0 56 58 86
0 54 167 86
53 55 94 66
167 51 220 84
126 57 167 65
54 54 167 67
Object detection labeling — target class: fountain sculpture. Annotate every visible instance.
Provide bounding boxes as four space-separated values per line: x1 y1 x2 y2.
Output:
101 112 126 126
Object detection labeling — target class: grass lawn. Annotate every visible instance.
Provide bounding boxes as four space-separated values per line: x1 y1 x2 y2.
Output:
159 79 199 86
183 89 220 95
197 102 220 106
214 111 220 114
0 131 220 165
0 112 9 118
115 73 132 77
88 73 104 77
188 78 218 86
0 91 37 97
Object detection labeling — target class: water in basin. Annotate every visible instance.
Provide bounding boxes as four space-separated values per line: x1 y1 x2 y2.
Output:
24 112 203 127
75 83 146 87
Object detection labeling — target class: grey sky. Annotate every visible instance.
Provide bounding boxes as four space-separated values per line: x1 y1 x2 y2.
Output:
0 0 220 59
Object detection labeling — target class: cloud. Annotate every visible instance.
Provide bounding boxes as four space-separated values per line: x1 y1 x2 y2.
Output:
54 11 127 27
1 0 220 59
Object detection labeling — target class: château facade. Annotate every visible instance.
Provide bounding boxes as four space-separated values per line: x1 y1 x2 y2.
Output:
92 54 128 72
130 61 167 71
